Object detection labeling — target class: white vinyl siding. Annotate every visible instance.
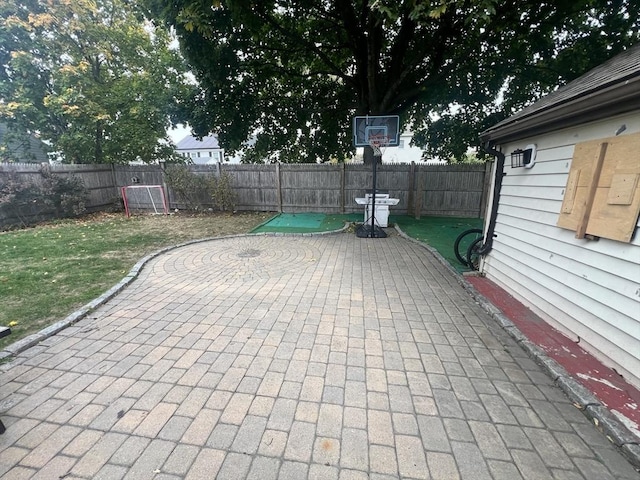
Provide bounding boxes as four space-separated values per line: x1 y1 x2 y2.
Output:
181 149 227 164
483 111 640 388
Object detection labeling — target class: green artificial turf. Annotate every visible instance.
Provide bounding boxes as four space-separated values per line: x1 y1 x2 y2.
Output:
251 213 361 233
391 215 484 272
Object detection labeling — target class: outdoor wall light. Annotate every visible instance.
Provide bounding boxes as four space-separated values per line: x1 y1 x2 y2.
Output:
510 144 537 169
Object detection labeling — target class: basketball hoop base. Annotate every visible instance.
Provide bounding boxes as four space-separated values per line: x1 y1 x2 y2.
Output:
355 224 387 238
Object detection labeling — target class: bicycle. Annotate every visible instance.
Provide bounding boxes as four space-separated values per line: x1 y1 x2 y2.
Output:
454 228 483 268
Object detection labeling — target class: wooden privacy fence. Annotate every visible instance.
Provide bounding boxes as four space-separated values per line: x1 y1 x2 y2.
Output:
224 162 490 217
1 162 490 228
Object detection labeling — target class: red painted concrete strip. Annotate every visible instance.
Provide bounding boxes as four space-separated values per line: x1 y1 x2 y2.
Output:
467 276 640 437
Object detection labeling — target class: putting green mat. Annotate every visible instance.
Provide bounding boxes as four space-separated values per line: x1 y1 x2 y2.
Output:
251 213 361 233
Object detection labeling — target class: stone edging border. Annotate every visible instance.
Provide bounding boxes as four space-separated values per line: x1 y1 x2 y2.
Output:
394 225 640 469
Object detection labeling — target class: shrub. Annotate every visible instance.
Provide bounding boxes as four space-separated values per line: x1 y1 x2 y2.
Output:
164 166 237 212
0 171 42 227
213 171 236 212
0 167 87 229
164 165 212 211
39 165 87 217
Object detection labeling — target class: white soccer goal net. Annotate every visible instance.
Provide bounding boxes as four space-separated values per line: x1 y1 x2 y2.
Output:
121 185 168 217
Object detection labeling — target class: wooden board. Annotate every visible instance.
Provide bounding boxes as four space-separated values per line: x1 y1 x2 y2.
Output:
561 170 580 214
586 133 640 242
557 131 640 243
607 173 638 205
557 139 604 231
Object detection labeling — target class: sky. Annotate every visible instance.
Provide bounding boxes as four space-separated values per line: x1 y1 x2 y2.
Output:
168 124 191 144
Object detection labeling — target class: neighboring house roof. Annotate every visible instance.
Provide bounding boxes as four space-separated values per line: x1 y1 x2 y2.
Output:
481 44 640 144
175 134 221 150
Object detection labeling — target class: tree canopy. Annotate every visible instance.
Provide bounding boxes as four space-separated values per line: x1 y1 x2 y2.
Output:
145 0 639 163
0 0 194 164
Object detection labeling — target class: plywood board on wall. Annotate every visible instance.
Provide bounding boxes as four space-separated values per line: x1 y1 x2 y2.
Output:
557 139 605 232
558 132 640 242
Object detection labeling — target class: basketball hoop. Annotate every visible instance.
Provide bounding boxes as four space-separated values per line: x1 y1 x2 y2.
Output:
368 134 389 157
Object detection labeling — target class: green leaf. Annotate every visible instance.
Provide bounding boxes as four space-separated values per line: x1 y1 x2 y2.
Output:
1 0 195 164
139 0 640 163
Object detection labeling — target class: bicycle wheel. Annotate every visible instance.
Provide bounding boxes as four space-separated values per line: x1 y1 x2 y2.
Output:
454 228 483 266
466 236 484 271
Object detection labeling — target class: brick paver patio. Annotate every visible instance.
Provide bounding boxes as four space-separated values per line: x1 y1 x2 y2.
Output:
0 232 637 479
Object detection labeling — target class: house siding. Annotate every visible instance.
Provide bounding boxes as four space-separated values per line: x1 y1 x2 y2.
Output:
483 110 640 388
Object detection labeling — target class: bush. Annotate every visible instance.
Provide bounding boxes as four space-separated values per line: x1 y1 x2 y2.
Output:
0 166 87 229
213 171 236 212
39 165 87 217
165 166 236 212
164 165 212 211
0 171 42 227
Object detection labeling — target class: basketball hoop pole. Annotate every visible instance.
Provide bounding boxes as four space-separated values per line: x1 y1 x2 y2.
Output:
370 150 378 236
356 134 387 238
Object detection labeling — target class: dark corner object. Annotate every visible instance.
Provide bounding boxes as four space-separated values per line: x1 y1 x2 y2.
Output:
477 142 506 256
0 325 11 434
356 223 387 238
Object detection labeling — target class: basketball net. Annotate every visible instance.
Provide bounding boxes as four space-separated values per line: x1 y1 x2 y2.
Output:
368 134 389 157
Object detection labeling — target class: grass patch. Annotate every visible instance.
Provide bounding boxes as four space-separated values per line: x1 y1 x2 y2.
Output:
0 211 273 350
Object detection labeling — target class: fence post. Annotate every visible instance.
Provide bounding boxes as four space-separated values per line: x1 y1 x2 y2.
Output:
158 161 173 210
414 168 423 220
275 163 283 213
111 163 118 199
407 161 415 216
340 162 346 213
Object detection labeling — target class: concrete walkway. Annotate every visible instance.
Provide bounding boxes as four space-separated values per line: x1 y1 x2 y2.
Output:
0 232 638 479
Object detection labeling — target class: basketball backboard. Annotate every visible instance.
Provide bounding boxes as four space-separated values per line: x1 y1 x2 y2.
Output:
353 115 400 147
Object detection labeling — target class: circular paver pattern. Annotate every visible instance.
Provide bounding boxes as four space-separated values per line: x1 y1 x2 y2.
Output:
155 236 323 283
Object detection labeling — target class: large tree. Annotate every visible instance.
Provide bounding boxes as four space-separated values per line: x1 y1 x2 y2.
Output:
145 0 639 163
0 0 193 164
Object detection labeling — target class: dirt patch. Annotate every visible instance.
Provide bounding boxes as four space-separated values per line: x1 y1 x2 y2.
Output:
132 211 275 240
